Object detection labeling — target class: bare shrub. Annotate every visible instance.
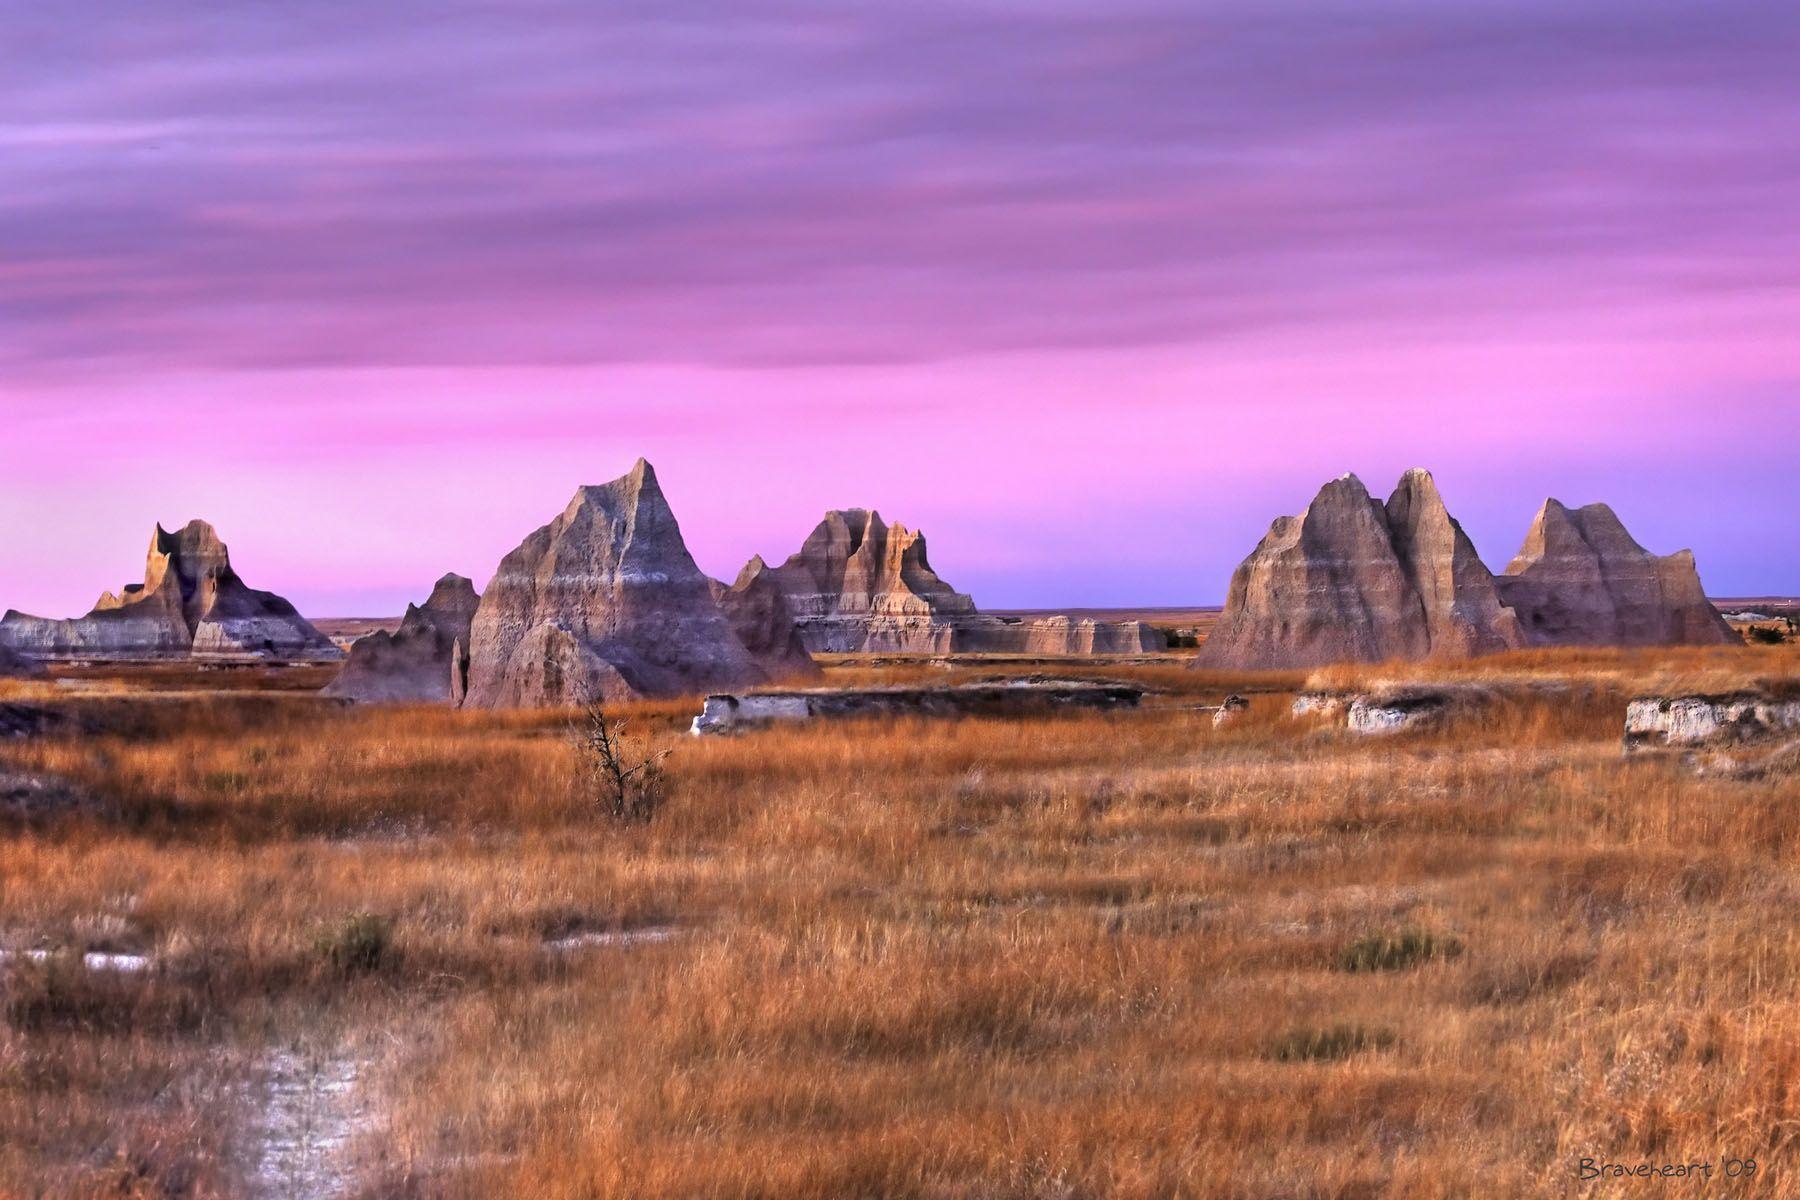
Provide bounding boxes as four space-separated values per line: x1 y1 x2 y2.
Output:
576 701 670 822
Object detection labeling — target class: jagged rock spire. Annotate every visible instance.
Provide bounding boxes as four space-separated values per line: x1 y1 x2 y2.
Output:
460 459 791 708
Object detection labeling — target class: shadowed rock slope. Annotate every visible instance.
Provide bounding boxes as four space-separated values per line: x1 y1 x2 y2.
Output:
325 574 480 703
708 557 820 682
1198 468 1730 670
461 459 804 708
0 521 340 662
761 509 1162 654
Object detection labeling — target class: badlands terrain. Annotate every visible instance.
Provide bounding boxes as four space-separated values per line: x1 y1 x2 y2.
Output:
0 462 1795 1198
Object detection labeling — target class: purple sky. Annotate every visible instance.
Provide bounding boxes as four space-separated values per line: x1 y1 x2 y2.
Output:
3 0 1797 617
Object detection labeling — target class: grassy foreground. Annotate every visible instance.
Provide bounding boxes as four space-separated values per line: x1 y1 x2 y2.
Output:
0 645 1796 1198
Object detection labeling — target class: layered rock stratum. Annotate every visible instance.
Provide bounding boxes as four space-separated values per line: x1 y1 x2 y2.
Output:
1015 615 1165 655
761 509 1163 654
0 521 340 662
324 574 480 703
1198 469 1732 670
460 459 804 708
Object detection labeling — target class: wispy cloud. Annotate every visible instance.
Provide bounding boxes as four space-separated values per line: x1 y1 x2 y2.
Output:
5 0 1798 372
1 0 1796 614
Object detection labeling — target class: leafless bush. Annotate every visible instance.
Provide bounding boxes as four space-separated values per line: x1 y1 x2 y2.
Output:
576 701 669 822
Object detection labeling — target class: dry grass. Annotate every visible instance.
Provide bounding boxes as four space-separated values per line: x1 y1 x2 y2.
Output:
0 644 1795 1197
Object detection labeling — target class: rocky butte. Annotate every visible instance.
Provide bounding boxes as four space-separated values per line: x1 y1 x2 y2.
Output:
759 509 1162 655
1496 500 1735 647
459 458 814 708
1198 469 1733 670
0 520 340 662
324 574 481 703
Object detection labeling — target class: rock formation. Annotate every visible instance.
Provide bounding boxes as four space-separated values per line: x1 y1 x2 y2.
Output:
1384 469 1524 657
762 509 1163 655
690 678 1145 735
1290 683 1504 735
1624 691 1800 751
0 643 43 679
1496 500 1735 647
1016 615 1165 654
0 521 340 662
709 557 820 681
1199 469 1733 670
324 574 480 703
460 459 791 708
1198 472 1498 669
763 509 989 652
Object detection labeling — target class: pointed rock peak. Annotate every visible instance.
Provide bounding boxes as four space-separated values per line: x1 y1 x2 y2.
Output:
1316 473 1373 503
732 554 770 588
1385 467 1453 525
1391 467 1441 500
424 573 480 614
1534 497 1575 526
628 456 661 491
813 508 885 556
565 459 678 524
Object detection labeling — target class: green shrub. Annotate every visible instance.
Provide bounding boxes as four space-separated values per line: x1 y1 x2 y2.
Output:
314 913 391 975
1748 626 1787 645
1338 927 1461 972
1269 1023 1395 1062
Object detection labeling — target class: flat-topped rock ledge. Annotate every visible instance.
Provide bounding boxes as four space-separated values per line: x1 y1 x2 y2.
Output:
691 678 1144 735
1292 684 1500 735
1624 691 1800 751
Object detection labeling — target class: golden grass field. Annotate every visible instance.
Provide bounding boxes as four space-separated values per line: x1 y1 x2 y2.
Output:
1 641 1797 1198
